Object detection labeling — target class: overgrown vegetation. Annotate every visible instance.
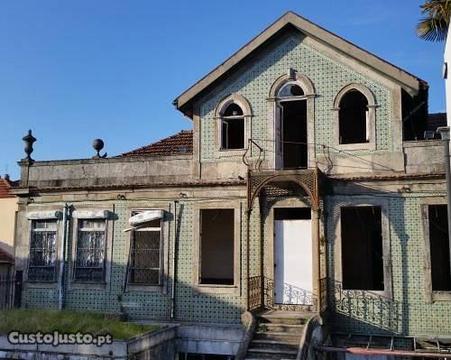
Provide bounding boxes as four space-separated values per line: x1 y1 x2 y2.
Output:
0 309 158 340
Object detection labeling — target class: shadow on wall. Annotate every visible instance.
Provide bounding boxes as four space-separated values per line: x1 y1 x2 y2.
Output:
326 181 410 336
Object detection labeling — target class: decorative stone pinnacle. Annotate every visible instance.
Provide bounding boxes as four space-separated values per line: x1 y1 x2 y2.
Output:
22 129 36 162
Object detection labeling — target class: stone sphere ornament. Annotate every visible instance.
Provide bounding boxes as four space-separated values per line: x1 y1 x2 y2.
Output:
92 138 107 159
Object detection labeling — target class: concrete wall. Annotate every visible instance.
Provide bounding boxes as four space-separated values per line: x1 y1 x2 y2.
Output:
0 197 17 257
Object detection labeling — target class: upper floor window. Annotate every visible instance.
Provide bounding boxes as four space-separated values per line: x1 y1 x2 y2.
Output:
221 103 245 150
277 82 305 98
74 219 106 282
339 89 369 144
28 219 57 282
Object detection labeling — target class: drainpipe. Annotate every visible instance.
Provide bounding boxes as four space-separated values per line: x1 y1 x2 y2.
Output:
170 200 178 320
437 126 451 278
58 203 71 310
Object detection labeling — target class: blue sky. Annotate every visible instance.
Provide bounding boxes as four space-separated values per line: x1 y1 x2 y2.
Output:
0 0 445 179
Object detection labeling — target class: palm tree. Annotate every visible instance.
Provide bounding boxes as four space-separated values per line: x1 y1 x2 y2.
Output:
417 0 451 42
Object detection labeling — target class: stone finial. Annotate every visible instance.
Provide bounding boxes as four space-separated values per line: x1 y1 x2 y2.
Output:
22 129 36 162
92 138 107 159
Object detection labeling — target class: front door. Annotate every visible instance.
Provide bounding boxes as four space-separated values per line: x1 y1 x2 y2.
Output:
274 208 313 305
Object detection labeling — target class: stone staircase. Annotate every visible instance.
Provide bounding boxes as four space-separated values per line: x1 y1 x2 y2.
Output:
245 311 312 360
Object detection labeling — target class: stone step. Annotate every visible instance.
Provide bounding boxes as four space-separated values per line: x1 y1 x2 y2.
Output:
258 322 305 334
254 331 301 344
246 347 298 359
258 312 311 325
250 339 299 352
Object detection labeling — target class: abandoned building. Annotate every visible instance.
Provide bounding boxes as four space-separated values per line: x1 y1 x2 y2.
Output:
11 11 451 360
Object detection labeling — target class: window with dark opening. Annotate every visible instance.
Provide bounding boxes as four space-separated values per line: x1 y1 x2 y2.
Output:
200 209 234 285
127 218 161 286
28 220 57 282
281 100 307 169
74 219 106 282
339 90 369 144
221 103 244 149
428 205 451 291
341 206 384 290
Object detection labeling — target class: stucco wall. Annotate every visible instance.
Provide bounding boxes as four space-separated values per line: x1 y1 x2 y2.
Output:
0 197 17 257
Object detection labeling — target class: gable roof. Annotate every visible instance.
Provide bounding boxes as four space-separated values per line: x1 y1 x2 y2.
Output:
0 176 17 199
174 11 426 117
120 130 193 157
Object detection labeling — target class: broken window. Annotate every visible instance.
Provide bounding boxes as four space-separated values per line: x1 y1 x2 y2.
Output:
28 220 57 282
428 205 451 291
200 209 234 285
127 218 162 285
74 219 106 282
339 90 369 144
277 82 307 169
341 206 384 290
221 103 244 149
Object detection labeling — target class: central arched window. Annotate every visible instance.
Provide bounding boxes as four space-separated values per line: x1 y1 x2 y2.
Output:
278 82 305 98
338 89 369 144
221 102 245 149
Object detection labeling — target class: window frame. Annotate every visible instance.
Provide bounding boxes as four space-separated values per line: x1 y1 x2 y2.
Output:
332 83 377 151
193 201 242 294
333 198 392 298
214 94 252 157
126 212 164 287
72 218 108 284
27 219 59 283
421 199 451 302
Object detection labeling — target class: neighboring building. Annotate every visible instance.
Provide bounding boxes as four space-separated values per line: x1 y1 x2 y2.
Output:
445 23 451 125
12 12 451 359
0 175 17 309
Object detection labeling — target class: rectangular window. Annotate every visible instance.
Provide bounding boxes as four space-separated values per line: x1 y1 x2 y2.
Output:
74 219 106 282
341 206 384 291
127 218 161 285
28 220 57 282
200 209 234 285
222 118 244 149
428 204 451 291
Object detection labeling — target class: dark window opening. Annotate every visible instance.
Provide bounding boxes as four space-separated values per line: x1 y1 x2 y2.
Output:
127 218 161 286
274 207 311 220
279 83 304 97
221 103 245 150
281 100 307 169
341 206 384 290
200 209 234 285
339 90 368 144
428 205 451 291
402 88 429 141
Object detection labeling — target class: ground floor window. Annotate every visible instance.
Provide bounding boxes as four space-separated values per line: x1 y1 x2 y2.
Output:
200 209 234 285
127 217 162 285
341 206 384 291
28 220 57 282
428 204 451 291
74 219 106 282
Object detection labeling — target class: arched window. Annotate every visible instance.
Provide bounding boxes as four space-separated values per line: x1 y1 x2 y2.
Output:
278 82 305 98
221 102 245 149
339 90 369 144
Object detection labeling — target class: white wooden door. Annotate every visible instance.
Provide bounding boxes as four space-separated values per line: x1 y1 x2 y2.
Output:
274 219 313 304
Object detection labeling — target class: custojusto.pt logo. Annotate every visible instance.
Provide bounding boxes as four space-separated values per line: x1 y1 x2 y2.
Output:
8 331 113 347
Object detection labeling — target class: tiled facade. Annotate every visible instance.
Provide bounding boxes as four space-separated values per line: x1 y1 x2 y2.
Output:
14 12 451 343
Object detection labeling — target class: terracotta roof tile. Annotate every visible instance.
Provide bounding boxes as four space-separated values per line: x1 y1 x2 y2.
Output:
121 130 193 157
0 248 14 264
0 176 17 199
